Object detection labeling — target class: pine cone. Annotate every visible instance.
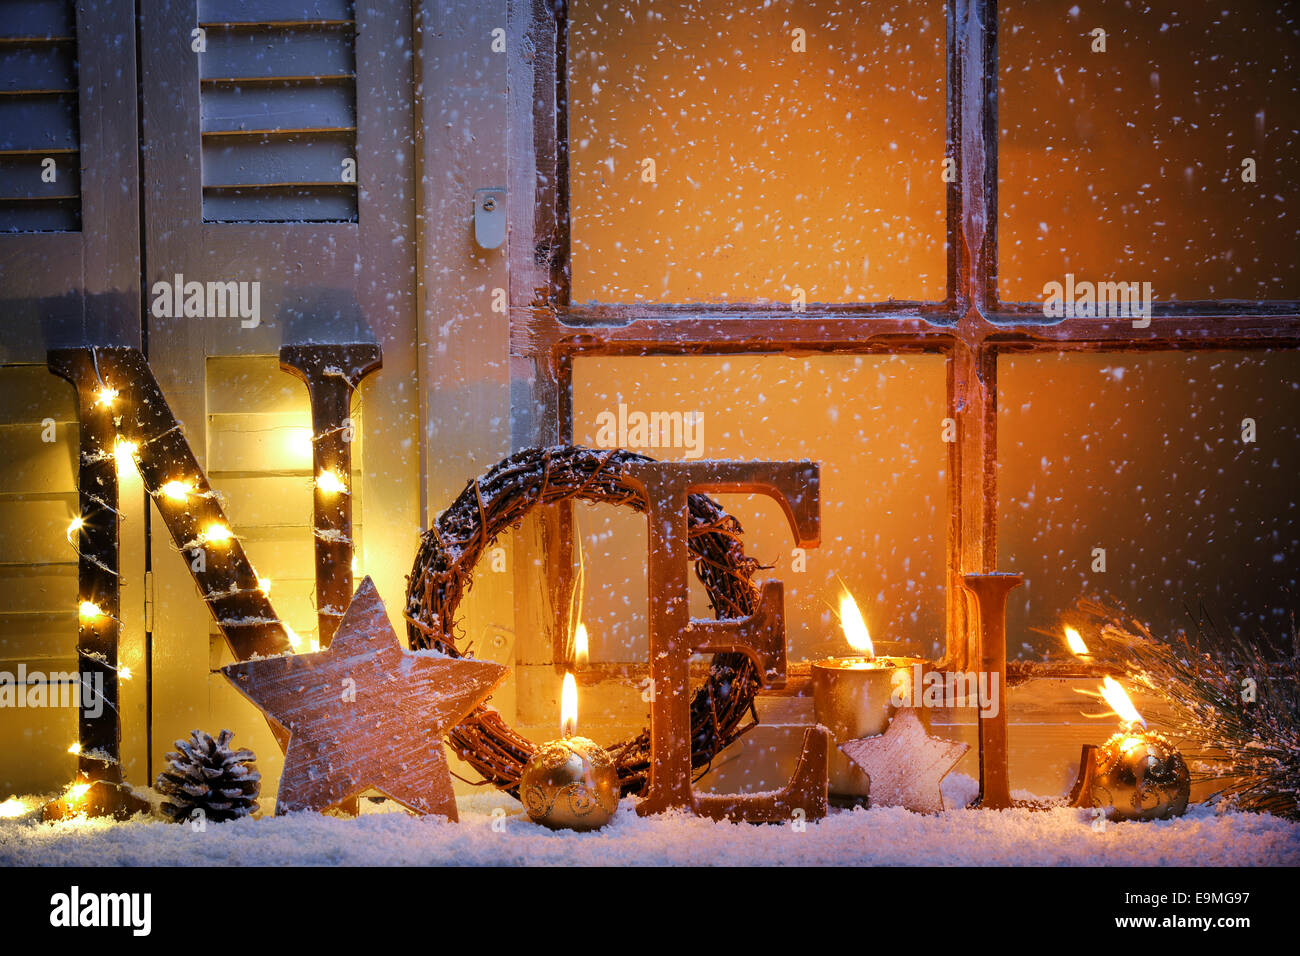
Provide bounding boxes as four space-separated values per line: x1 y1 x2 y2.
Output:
156 729 260 823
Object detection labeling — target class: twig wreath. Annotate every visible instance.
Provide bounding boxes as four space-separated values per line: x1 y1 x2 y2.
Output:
405 445 766 797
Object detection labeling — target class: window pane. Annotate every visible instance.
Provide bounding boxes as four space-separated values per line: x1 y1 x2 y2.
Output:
568 0 946 304
999 352 1300 656
999 1 1300 302
572 354 948 670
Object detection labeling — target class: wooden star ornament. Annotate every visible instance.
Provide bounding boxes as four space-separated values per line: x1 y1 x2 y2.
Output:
221 576 508 819
839 708 969 813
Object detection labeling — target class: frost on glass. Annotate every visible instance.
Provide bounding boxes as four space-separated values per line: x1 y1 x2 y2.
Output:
568 0 946 304
1000 1 1300 303
572 354 948 670
999 352 1300 658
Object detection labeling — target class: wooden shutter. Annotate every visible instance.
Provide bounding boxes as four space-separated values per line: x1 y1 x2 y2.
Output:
0 0 82 233
198 0 358 223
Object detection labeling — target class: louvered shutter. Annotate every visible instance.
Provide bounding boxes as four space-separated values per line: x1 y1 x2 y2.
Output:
198 0 358 222
0 0 81 232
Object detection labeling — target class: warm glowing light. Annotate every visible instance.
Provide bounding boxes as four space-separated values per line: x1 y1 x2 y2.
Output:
1064 627 1089 657
202 523 232 546
159 479 191 503
78 601 103 622
67 742 81 755
95 386 118 408
66 782 91 803
574 622 589 666
119 665 132 681
1100 676 1146 729
0 797 26 818
351 555 359 575
315 469 346 495
308 637 320 654
285 427 314 463
561 671 578 738
258 577 271 595
114 438 138 476
284 624 302 651
65 515 84 542
838 587 874 657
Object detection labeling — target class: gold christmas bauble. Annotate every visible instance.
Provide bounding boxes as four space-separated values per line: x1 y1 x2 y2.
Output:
1091 729 1191 822
520 736 619 830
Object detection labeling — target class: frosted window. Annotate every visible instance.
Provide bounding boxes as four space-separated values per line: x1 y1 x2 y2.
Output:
572 354 948 664
1000 1 1300 302
568 0 947 304
999 352 1300 657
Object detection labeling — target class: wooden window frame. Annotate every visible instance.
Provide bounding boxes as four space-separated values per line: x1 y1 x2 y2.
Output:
505 0 1300 673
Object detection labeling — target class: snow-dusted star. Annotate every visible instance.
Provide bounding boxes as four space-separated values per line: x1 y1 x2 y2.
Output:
840 708 969 814
222 576 507 820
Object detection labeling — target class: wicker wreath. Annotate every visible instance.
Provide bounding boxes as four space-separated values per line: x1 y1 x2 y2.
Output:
404 445 767 797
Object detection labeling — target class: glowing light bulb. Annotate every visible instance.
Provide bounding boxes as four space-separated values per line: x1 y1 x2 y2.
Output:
95 386 118 408
202 523 232 546
114 438 138 476
78 601 103 622
315 469 346 495
67 742 81 755
66 782 91 803
159 480 191 503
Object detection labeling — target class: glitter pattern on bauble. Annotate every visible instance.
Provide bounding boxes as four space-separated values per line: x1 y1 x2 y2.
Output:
1091 728 1191 822
520 737 619 830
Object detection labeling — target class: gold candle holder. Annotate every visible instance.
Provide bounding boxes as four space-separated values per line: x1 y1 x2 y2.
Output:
812 656 922 806
520 736 619 831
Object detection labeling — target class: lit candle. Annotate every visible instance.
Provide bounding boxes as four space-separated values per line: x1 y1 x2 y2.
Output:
1063 628 1190 822
811 587 922 806
519 669 619 830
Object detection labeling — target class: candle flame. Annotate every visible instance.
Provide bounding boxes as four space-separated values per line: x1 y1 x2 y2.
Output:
1063 626 1089 657
561 671 578 738
838 587 874 657
574 622 589 666
1100 676 1146 729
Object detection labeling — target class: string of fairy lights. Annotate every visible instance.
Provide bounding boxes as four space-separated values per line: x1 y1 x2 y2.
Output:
52 368 359 811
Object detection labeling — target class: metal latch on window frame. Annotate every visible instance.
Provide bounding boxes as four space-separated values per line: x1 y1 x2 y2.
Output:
473 187 506 250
